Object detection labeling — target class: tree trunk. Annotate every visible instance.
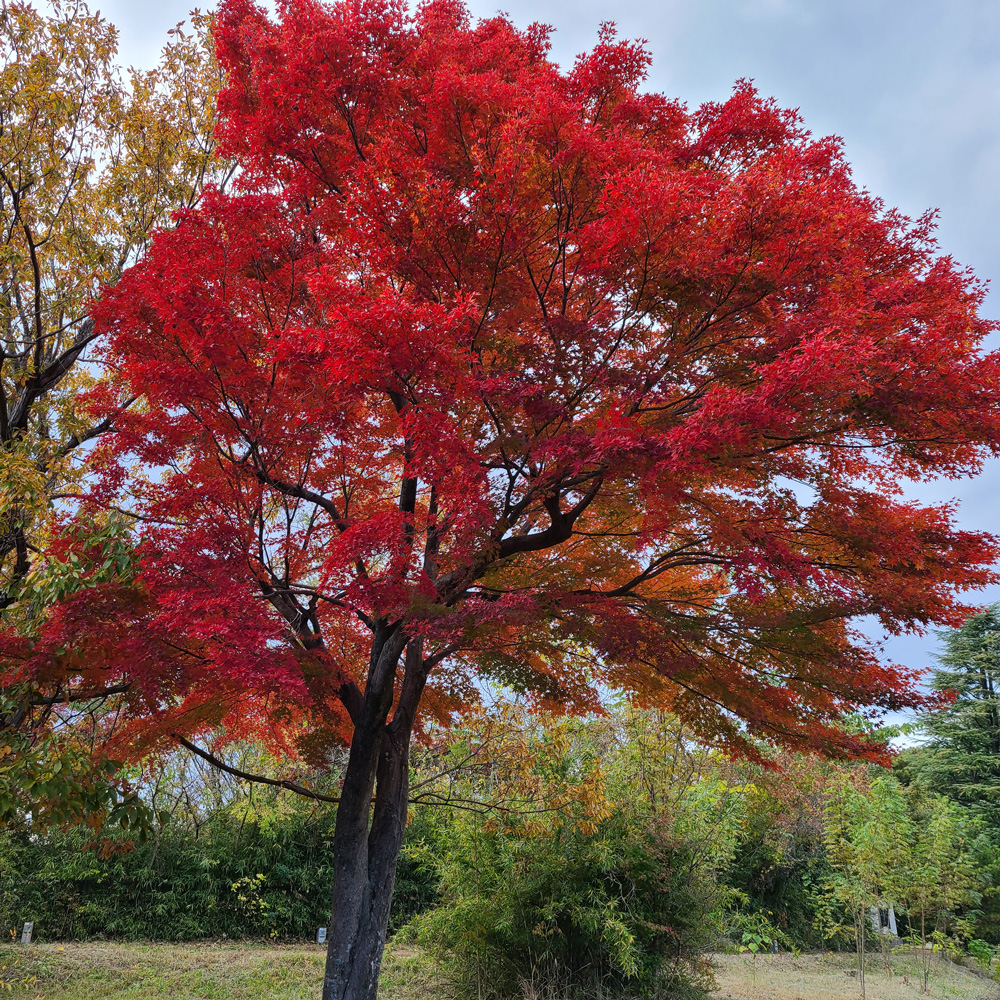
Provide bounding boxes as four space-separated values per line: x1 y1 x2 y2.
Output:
858 905 866 999
322 629 413 1000
921 908 929 994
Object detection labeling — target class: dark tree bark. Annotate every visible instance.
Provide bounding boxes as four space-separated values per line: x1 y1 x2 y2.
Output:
321 630 420 1000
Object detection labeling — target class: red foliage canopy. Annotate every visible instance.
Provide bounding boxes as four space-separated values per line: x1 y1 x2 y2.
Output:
13 0 1000 764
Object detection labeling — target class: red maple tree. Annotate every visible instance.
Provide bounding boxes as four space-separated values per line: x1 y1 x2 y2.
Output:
6 0 1000 996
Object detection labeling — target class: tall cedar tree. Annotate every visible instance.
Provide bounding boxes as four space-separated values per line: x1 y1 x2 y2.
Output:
899 607 1000 822
5 1 1000 997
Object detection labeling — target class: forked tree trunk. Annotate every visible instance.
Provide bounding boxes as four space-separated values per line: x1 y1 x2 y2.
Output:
322 629 415 1000
322 726 409 1000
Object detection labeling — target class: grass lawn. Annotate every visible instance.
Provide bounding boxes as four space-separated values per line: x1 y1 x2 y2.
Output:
0 941 438 999
1 942 998 999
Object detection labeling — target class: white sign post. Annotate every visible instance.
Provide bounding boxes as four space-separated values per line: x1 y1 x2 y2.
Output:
316 927 328 944
20 921 33 945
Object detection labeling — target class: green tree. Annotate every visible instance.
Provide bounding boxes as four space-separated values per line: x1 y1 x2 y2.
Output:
897 607 1000 822
819 774 913 998
896 786 981 993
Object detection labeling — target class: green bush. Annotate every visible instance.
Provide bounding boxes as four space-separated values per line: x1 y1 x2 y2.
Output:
414 810 716 999
722 782 831 950
410 710 737 999
0 804 331 940
0 793 436 942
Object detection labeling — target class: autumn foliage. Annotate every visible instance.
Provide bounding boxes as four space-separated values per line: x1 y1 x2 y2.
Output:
3 1 1000 995
0 1 224 832
2 0 996 772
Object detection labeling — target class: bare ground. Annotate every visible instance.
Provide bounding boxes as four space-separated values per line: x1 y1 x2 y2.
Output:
710 950 1000 1000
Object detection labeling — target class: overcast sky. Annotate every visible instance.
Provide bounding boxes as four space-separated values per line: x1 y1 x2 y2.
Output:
95 0 1000 682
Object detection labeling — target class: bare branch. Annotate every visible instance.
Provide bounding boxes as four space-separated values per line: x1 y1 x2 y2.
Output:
173 734 342 803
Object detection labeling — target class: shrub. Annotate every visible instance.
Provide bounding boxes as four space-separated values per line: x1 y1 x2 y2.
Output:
414 809 717 999
410 709 737 999
0 785 435 941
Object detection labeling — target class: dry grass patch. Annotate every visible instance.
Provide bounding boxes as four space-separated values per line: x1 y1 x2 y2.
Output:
711 950 1000 1000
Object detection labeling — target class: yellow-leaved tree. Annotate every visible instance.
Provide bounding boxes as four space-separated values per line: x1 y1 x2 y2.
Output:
0 0 228 831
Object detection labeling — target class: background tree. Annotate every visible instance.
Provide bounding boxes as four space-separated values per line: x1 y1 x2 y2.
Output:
896 786 981 994
0 1 226 829
0 700 996 996
819 774 912 997
894 607 1000 943
7 0 1000 997
897 606 1000 822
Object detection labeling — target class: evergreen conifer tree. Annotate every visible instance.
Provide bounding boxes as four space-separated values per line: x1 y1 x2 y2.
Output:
900 607 1000 821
